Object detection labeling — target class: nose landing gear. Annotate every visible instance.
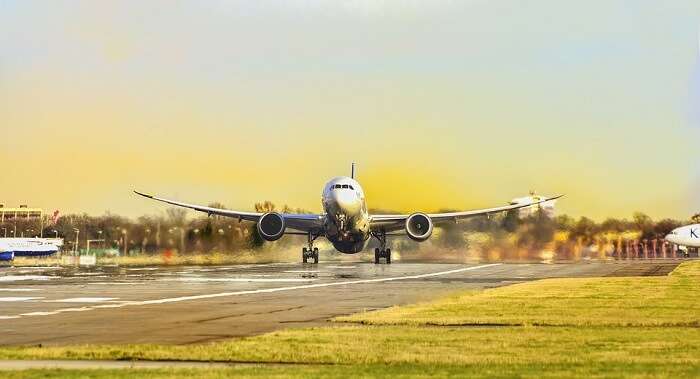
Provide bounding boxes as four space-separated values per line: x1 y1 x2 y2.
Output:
302 247 319 264
302 233 319 264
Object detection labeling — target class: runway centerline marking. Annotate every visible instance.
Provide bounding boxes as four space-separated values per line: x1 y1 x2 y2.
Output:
0 297 44 302
160 278 316 283
284 270 321 274
1 264 500 319
46 297 119 303
0 289 40 292
0 275 53 282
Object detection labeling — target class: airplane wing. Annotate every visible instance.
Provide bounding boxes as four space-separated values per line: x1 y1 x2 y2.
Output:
133 191 324 233
370 195 563 232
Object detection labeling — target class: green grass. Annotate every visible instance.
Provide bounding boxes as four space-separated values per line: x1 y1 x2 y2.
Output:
4 363 700 379
336 267 700 327
1 325 699 365
2 261 699 377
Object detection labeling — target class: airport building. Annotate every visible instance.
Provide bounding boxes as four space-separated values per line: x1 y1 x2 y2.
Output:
0 204 43 222
0 203 46 237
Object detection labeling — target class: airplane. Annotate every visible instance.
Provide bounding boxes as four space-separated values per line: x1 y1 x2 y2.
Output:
0 242 13 261
0 238 60 261
509 191 557 218
135 164 562 264
665 224 700 255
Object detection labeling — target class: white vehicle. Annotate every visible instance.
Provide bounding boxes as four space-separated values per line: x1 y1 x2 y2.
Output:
665 224 700 248
135 165 561 264
0 238 60 259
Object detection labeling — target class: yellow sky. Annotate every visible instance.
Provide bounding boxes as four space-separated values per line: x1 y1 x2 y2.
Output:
1 1 699 220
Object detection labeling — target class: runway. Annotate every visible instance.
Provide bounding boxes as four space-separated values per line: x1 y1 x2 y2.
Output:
0 260 679 346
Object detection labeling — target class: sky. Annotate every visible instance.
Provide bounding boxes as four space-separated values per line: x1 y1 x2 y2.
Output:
1 0 700 220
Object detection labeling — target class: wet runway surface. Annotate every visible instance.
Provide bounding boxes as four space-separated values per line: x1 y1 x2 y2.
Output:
0 261 680 346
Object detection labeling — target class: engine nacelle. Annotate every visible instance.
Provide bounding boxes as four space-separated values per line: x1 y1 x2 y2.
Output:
257 212 285 241
405 213 433 242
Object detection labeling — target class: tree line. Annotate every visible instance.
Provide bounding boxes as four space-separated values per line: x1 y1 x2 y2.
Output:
1 203 696 258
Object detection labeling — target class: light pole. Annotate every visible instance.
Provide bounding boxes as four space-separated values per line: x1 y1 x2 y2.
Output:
179 227 185 254
143 228 151 253
73 228 80 255
122 228 128 256
169 227 185 254
53 230 59 238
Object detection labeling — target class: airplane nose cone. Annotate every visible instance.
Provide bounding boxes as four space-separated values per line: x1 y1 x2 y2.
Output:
332 190 360 213
665 230 679 244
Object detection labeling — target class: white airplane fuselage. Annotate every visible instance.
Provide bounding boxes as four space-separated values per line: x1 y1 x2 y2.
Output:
321 176 371 253
665 224 700 248
0 238 60 258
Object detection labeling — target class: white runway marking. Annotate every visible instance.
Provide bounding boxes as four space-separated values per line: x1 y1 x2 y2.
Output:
0 264 500 320
47 297 119 303
20 311 60 316
284 270 321 274
0 288 40 292
161 278 315 283
0 275 52 282
126 268 160 271
73 273 107 276
0 297 44 302
21 307 93 317
0 316 21 320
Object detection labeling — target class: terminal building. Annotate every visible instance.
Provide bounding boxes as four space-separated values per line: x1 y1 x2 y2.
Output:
0 203 45 237
0 204 43 222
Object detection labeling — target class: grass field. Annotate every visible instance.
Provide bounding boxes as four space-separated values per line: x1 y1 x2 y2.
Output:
337 259 700 327
1 261 699 378
3 363 699 379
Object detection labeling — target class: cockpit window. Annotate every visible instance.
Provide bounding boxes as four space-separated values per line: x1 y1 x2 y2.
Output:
331 184 356 190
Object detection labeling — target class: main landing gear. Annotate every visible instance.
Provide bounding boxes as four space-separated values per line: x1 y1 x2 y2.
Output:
302 233 319 264
374 247 391 264
371 231 391 264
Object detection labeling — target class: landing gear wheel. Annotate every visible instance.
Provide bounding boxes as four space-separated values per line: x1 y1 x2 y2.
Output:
303 233 320 264
371 231 393 264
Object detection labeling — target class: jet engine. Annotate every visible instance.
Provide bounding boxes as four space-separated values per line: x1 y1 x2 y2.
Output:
257 212 286 241
405 213 434 242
